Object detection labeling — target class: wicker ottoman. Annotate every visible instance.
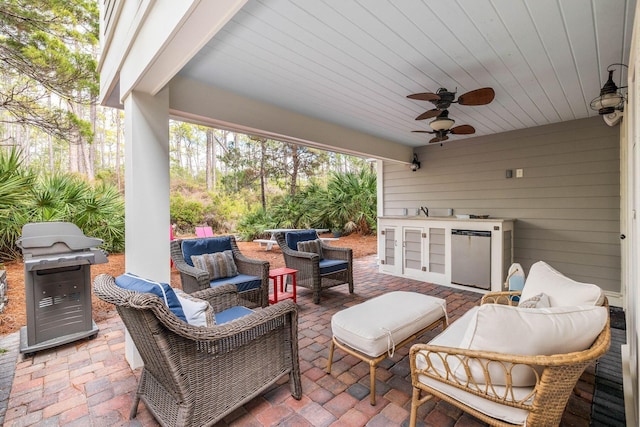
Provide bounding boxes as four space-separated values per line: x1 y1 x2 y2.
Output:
326 291 447 405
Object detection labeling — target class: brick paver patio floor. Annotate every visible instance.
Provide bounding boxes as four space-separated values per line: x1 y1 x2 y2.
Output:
0 256 595 426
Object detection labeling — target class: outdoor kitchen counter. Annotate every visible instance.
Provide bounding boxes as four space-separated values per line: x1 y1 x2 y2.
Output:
378 215 516 222
377 216 515 293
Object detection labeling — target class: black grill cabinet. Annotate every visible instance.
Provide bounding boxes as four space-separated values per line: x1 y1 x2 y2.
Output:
17 222 108 355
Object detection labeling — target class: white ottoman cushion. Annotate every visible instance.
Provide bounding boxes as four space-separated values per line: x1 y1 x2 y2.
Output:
331 291 446 357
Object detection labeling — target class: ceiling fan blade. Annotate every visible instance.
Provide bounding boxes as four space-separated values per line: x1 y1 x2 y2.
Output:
450 124 475 135
430 135 449 144
411 130 435 134
415 109 442 120
407 92 441 102
456 87 495 106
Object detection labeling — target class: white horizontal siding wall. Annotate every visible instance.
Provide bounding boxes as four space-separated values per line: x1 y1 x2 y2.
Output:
382 117 620 293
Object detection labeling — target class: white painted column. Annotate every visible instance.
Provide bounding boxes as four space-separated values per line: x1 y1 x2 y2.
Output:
376 160 384 218
122 88 170 369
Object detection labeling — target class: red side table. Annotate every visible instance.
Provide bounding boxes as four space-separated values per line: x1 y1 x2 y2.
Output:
268 267 298 304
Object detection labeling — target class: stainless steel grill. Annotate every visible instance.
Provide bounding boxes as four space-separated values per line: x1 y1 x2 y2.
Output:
17 222 108 356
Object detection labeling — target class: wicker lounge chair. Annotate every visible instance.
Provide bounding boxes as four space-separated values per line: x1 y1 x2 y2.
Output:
275 229 353 304
171 235 269 308
93 274 301 427
409 261 611 427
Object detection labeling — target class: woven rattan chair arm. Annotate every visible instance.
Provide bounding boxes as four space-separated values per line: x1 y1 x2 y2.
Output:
285 257 317 283
411 343 551 367
410 319 610 368
170 239 210 292
409 343 541 409
179 270 210 293
173 260 208 281
321 245 353 261
231 236 270 274
234 255 269 276
96 273 298 341
191 284 240 312
161 299 298 342
229 236 269 307
481 291 521 305
286 248 318 261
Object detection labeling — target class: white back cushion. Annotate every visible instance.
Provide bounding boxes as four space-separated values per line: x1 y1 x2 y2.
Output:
462 303 607 386
520 261 604 307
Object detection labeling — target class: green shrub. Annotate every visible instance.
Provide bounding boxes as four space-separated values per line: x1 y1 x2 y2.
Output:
0 148 126 259
170 193 206 234
0 147 35 259
321 169 377 235
72 182 125 253
236 169 377 240
236 207 275 241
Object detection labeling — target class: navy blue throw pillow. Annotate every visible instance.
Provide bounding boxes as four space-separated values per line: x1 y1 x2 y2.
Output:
115 273 187 322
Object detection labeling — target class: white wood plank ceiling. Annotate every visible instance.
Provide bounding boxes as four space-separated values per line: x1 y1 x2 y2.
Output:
180 0 635 147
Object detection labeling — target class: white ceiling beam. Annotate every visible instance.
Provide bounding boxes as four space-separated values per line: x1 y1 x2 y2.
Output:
119 0 248 103
169 76 413 163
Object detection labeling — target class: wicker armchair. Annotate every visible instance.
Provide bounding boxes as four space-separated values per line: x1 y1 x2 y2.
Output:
275 230 353 304
93 274 301 427
408 291 611 427
171 236 269 308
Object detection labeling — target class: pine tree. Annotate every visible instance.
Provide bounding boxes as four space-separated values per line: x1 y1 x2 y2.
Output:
0 0 99 143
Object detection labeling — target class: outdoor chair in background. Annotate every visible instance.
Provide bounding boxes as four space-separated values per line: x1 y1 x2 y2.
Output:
93 274 301 427
195 226 214 237
275 229 353 304
171 235 269 308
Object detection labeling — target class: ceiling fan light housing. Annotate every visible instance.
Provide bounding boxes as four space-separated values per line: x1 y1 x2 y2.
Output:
429 117 455 131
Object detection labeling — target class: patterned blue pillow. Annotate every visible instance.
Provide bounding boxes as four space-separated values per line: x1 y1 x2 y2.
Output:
115 273 187 322
297 239 324 260
191 250 239 280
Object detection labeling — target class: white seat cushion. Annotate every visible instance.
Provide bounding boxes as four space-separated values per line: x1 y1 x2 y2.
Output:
331 291 446 357
421 376 532 425
520 261 604 306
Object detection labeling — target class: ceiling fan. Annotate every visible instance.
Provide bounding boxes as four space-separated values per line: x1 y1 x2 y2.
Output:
411 110 475 144
408 87 495 120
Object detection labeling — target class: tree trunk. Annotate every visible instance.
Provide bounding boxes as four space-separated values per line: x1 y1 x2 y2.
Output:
47 93 54 171
290 143 299 196
85 100 96 180
67 99 79 173
206 128 214 190
260 138 267 209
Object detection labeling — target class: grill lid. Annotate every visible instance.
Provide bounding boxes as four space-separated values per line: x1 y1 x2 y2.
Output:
17 222 108 269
